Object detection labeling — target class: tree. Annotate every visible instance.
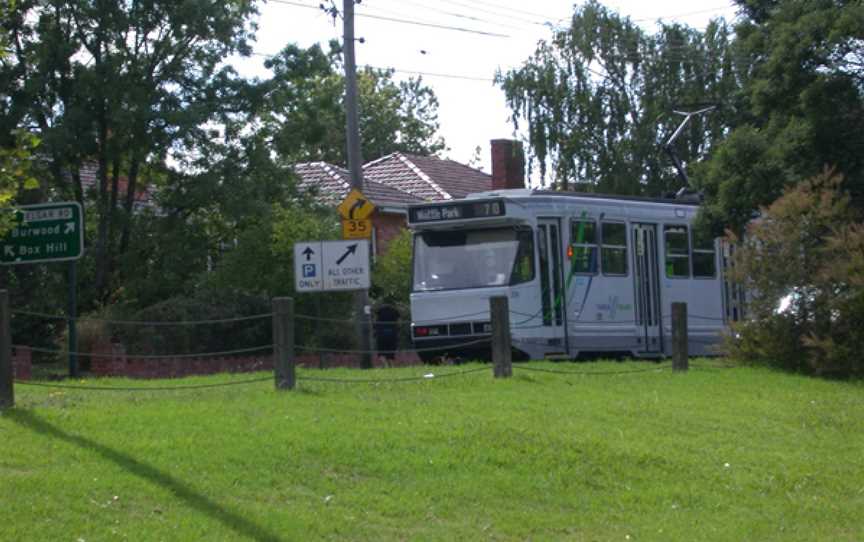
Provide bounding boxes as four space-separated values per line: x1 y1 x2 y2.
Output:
0 1 39 236
498 0 737 194
2 0 258 302
728 169 864 377
259 42 446 166
0 130 39 235
695 0 864 234
371 229 412 307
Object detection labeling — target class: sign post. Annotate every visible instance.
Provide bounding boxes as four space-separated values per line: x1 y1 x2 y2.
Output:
1 202 85 376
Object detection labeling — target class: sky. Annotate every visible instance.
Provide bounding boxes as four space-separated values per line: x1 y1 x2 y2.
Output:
232 1 740 180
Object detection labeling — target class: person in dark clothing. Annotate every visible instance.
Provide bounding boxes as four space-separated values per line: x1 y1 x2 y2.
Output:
374 304 401 360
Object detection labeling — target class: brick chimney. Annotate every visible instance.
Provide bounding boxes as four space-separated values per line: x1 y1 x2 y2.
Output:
491 139 525 190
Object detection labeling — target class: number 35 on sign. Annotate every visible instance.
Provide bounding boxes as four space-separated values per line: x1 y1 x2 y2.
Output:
342 218 372 239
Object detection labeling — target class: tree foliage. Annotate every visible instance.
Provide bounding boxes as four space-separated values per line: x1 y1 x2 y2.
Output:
371 229 412 306
260 42 446 165
695 0 864 233
728 169 864 377
1 0 259 302
0 130 40 235
0 1 39 236
498 0 737 194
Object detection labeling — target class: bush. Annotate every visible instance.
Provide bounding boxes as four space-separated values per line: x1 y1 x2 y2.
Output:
111 291 273 357
54 305 129 372
371 229 412 307
728 169 864 377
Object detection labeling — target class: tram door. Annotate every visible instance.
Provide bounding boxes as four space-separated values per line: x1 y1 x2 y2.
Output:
632 223 662 353
537 219 566 345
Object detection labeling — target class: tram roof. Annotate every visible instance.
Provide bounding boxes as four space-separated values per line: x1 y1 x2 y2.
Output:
465 188 702 207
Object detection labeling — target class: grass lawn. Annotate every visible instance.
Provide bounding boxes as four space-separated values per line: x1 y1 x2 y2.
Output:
1 360 863 541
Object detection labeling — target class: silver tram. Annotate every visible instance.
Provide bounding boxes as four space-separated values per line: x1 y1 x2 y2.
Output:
408 189 743 361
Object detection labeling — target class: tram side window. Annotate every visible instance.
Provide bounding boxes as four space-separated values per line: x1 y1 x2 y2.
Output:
692 230 717 278
601 222 628 275
510 228 535 284
570 220 598 274
664 225 690 278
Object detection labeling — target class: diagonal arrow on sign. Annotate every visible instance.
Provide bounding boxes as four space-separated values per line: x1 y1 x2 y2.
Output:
4 246 13 258
336 243 358 265
65 222 75 234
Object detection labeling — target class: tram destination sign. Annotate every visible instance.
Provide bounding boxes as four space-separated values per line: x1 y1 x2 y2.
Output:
0 202 84 265
408 200 505 224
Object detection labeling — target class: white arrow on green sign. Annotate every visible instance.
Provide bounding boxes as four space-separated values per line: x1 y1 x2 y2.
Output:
0 202 84 265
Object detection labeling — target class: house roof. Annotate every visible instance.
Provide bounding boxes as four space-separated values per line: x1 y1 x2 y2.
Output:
79 162 157 208
374 154 492 200
294 161 425 207
294 152 492 208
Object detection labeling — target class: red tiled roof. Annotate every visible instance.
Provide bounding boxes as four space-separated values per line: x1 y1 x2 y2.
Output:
293 162 424 207
79 162 156 207
362 154 451 201
294 153 492 207
294 162 350 206
389 154 492 199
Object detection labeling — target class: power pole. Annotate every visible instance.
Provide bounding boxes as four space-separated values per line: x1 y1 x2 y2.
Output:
343 0 373 369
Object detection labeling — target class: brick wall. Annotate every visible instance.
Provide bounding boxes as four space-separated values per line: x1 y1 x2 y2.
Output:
491 139 526 191
372 212 407 256
12 346 32 380
89 342 421 378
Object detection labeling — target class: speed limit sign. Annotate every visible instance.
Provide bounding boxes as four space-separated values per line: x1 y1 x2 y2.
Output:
342 218 372 239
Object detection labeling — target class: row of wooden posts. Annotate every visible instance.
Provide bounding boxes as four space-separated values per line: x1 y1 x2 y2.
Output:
271 296 691 390
0 292 690 408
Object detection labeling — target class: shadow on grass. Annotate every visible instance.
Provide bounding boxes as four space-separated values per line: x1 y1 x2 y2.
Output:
7 410 283 542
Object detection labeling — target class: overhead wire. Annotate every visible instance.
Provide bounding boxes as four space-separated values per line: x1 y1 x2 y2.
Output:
434 0 554 26
253 1 736 87
250 49 496 81
448 0 561 21
268 0 511 38
370 0 534 32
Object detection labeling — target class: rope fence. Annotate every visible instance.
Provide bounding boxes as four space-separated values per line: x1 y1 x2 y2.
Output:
1 293 732 409
296 338 490 355
18 344 275 359
13 375 273 391
11 309 274 326
11 308 731 327
513 362 673 376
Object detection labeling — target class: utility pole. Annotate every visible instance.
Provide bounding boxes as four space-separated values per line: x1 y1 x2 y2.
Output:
343 0 373 369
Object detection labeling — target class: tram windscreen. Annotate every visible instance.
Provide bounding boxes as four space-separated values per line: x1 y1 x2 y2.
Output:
413 227 534 291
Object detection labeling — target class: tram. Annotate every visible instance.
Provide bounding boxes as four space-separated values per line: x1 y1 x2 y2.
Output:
408 189 743 361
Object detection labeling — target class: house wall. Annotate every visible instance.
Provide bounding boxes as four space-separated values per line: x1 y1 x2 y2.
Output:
12 346 32 380
89 341 420 378
372 212 407 256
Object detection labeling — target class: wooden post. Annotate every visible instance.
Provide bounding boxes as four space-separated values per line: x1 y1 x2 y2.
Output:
490 296 512 378
672 302 689 372
0 290 13 409
273 297 296 390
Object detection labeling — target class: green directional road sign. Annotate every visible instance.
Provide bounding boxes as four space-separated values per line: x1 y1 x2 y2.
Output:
0 202 84 265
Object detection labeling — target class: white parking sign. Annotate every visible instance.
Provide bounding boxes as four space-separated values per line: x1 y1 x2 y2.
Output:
294 240 370 292
294 242 323 292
